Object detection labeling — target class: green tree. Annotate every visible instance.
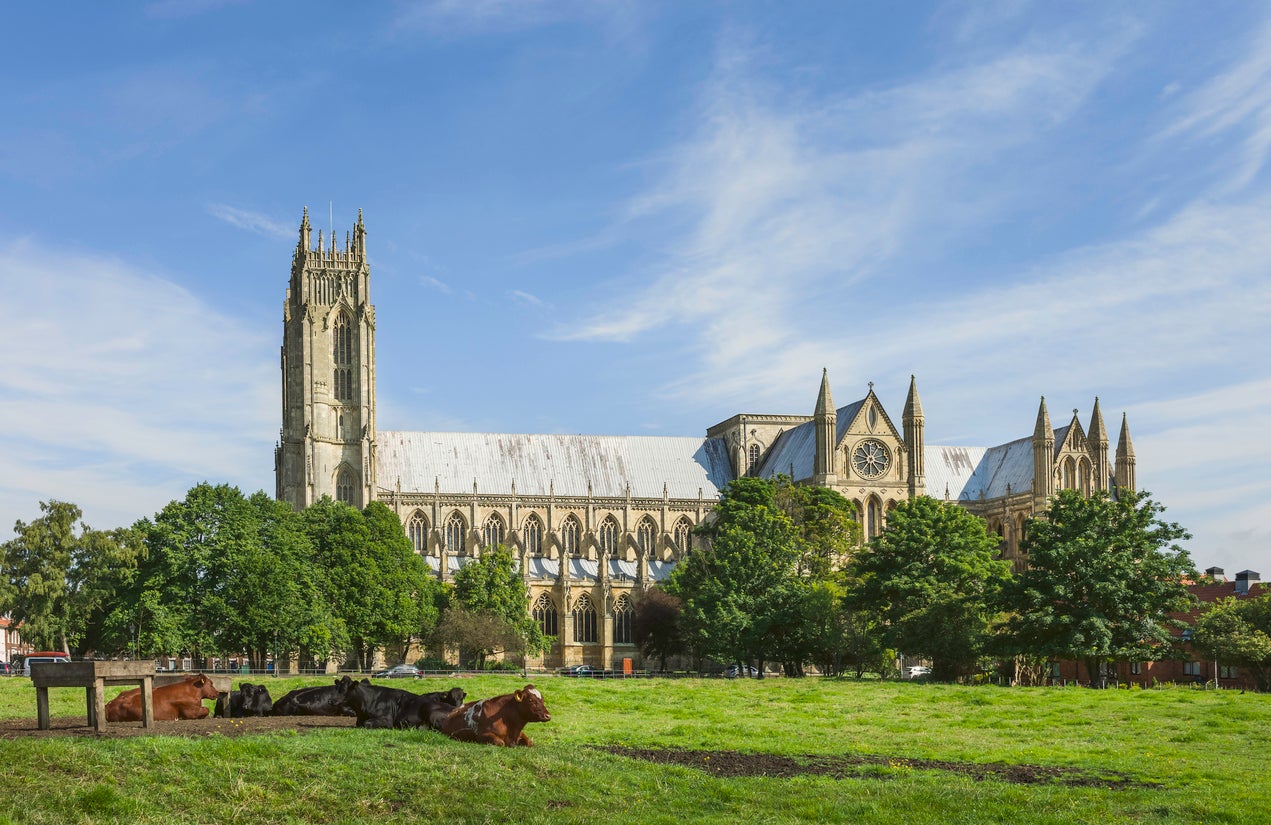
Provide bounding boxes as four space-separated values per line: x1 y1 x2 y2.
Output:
302 498 430 670
439 544 547 668
669 477 802 674
1192 595 1271 691
1 500 141 654
1003 489 1195 684
850 496 1010 680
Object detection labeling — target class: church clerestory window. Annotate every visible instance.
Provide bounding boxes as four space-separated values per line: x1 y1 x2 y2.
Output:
406 511 428 555
561 516 581 557
673 517 693 556
637 518 656 559
445 513 466 555
482 514 505 550
523 515 543 557
748 442 761 473
599 517 619 557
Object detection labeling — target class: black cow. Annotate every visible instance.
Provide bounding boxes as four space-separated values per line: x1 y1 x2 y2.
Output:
347 679 417 728
399 687 467 731
214 682 274 718
271 675 355 717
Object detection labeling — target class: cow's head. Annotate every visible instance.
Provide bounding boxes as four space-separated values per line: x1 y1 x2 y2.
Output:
335 675 354 695
515 685 550 723
247 683 273 713
447 687 466 707
192 674 220 699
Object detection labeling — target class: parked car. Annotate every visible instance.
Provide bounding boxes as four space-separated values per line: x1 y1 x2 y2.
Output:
725 665 760 679
557 665 610 677
23 652 71 677
373 664 421 679
0 661 11 676
905 665 931 679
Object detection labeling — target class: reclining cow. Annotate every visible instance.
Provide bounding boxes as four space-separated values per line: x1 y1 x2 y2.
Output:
214 683 274 718
271 675 355 717
438 684 551 747
105 674 220 722
399 686 467 731
348 681 467 729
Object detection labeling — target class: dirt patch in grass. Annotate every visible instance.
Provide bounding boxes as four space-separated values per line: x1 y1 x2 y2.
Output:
600 746 1159 790
0 715 357 739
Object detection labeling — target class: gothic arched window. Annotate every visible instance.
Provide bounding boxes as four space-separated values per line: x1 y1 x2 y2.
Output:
1062 458 1075 490
573 594 598 644
523 514 543 557
482 514 505 550
865 496 883 540
748 442 761 472
613 594 633 645
445 512 466 555
636 518 656 559
598 516 619 556
561 516 581 557
406 511 429 555
332 313 354 402
335 466 357 505
673 517 693 556
1079 460 1092 496
533 593 558 638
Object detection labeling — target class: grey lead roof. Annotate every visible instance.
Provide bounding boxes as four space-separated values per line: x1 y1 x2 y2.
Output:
376 431 735 500
754 399 865 482
923 437 1035 503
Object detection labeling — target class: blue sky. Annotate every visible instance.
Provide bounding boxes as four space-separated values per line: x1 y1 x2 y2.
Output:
2 1 1269 574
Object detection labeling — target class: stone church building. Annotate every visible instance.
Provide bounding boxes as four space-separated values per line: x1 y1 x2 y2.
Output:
274 210 1138 671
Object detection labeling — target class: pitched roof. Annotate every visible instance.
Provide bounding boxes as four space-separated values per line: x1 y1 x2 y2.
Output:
754 399 866 482
376 431 734 499
924 436 1035 502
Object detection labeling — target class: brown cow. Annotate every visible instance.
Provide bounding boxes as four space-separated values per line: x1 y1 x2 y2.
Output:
438 684 551 747
104 674 221 722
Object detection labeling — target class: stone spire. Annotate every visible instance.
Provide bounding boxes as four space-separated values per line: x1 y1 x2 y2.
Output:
1114 412 1136 494
1088 397 1110 492
903 375 925 497
1032 396 1055 508
812 369 837 486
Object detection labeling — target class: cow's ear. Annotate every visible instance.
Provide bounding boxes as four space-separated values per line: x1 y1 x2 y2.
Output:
514 690 523 702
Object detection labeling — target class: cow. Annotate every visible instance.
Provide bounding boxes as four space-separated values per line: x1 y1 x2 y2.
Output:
104 674 221 722
271 675 355 717
438 684 551 747
213 683 274 718
399 686 467 731
346 679 416 728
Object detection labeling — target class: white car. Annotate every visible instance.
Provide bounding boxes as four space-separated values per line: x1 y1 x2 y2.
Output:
905 666 931 679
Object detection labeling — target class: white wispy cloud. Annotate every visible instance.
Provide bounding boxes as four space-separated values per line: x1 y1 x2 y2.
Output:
207 203 293 239
1164 18 1271 192
510 289 546 307
0 239 275 537
393 0 642 37
554 30 1124 352
420 275 452 293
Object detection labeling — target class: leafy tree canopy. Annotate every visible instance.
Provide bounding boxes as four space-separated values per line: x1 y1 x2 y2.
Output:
1003 489 1195 682
1 500 142 655
849 495 1010 680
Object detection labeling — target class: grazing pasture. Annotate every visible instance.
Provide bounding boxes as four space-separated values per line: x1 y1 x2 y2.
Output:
0 675 1267 824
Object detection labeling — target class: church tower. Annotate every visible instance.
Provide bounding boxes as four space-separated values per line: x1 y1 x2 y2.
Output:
1088 397 1110 492
276 207 377 511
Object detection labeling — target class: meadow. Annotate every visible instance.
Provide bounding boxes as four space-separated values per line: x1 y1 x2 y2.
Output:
0 673 1266 824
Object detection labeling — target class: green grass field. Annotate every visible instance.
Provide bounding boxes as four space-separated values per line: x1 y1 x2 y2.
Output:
0 674 1266 824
